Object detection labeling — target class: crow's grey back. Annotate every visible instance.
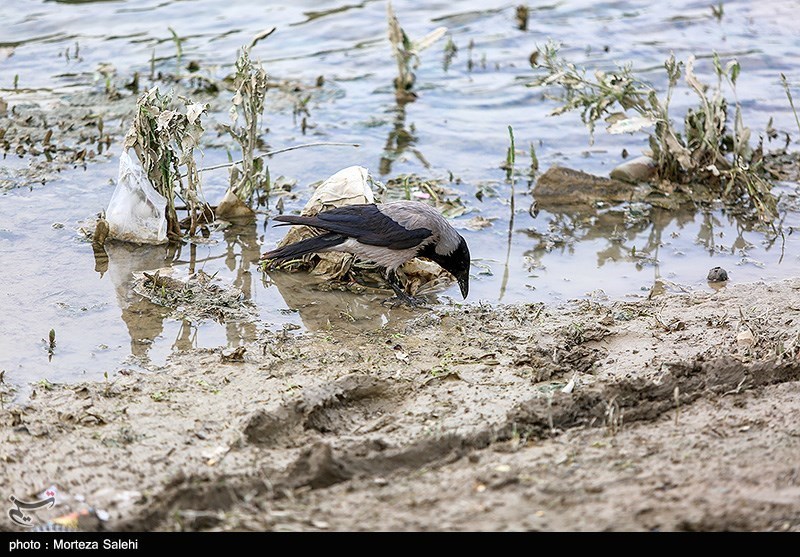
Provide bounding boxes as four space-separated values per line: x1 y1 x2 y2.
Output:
379 201 462 256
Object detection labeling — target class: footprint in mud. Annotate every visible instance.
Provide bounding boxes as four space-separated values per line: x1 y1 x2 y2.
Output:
241 374 400 447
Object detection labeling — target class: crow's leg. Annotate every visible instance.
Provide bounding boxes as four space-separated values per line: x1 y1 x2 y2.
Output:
382 269 427 309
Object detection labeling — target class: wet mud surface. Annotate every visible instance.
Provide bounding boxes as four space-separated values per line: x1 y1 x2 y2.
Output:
3 0 800 532
2 278 799 531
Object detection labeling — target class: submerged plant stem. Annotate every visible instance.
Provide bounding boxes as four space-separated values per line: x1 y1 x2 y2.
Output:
507 125 516 242
500 125 516 302
781 73 800 139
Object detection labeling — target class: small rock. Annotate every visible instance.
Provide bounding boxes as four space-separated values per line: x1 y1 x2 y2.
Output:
202 445 229 466
534 166 640 206
215 189 255 220
737 329 755 347
609 155 657 183
707 267 728 282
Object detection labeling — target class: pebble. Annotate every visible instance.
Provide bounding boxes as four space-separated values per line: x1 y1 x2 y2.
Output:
707 267 729 282
737 329 755 347
609 155 657 183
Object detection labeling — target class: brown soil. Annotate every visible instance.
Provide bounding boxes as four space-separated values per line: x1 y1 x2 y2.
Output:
2 278 799 532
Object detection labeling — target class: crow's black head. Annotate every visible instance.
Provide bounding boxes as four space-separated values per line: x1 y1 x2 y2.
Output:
422 236 471 299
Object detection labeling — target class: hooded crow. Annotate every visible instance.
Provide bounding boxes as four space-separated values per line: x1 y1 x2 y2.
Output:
260 200 471 304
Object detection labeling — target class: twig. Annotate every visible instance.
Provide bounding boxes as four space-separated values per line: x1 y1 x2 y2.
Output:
249 27 276 50
722 376 749 396
195 142 361 174
781 73 800 139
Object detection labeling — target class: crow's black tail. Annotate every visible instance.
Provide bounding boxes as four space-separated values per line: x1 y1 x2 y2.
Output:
261 232 346 262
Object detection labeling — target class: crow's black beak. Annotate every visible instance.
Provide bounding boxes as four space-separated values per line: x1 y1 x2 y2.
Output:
457 272 469 299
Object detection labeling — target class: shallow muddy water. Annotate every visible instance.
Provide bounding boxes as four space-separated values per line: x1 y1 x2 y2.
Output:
1 0 799 392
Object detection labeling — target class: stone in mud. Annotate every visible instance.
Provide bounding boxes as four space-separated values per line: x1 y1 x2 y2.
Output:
534 166 642 206
737 328 755 348
215 189 255 220
609 155 657 183
707 266 729 282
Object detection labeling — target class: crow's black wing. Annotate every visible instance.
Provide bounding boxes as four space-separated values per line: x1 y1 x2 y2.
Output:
260 232 347 261
273 204 432 250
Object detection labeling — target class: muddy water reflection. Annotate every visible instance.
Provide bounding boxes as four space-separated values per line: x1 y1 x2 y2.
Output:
265 270 426 332
104 242 175 358
92 222 265 367
521 203 789 295
221 221 260 349
380 98 427 176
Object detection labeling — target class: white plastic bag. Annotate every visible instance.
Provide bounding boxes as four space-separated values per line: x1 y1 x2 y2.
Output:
303 165 377 215
106 151 168 244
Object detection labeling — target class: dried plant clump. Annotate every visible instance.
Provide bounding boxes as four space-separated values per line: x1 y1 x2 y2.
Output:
222 46 270 214
123 87 212 239
530 43 778 221
387 1 447 103
133 268 256 323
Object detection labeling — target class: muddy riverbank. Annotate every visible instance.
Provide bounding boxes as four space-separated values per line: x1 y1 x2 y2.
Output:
2 277 799 531
3 0 800 532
